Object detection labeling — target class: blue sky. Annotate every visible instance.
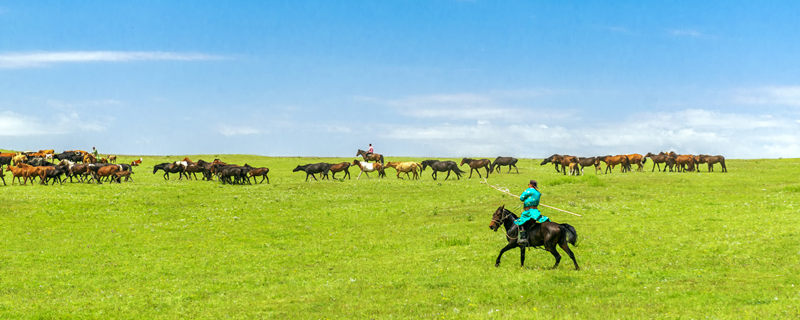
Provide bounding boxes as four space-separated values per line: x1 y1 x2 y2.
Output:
1 1 799 158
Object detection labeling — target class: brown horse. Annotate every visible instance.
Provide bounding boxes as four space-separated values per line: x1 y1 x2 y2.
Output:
576 157 601 174
83 154 97 164
674 155 695 172
0 165 5 185
356 149 384 164
385 161 420 180
625 154 646 171
460 158 491 178
328 162 351 180
698 155 727 172
644 152 669 172
247 167 270 184
600 155 629 173
559 155 578 175
489 205 579 269
108 155 117 163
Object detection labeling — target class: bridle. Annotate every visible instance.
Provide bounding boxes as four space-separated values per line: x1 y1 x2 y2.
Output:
491 209 517 240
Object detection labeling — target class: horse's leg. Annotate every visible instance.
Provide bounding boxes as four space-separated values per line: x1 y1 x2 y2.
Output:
547 246 561 269
468 168 473 179
444 170 451 180
495 242 517 267
520 246 526 267
357 170 362 180
559 242 579 270
475 168 482 179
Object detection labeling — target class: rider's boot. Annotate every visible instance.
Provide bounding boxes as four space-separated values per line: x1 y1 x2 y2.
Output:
517 225 529 247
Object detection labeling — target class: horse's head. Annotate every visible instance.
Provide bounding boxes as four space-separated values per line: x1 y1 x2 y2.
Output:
460 158 468 166
490 205 506 231
292 165 305 172
352 159 360 166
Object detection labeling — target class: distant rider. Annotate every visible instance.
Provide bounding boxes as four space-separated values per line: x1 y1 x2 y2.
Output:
366 143 374 157
516 180 549 246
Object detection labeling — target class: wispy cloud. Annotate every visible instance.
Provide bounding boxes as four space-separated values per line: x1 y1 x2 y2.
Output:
734 86 800 107
218 125 261 137
0 51 224 68
0 110 109 136
668 29 709 38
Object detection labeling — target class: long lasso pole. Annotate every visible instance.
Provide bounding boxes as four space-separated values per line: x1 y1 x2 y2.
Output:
480 178 583 217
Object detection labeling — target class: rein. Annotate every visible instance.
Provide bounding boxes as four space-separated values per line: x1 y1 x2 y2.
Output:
491 211 517 240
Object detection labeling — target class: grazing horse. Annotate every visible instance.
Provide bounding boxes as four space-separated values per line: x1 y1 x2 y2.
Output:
352 160 386 179
489 205 579 269
293 163 331 181
644 152 670 172
423 160 464 180
625 154 646 172
328 162 352 180
491 157 519 174
356 149 384 165
460 158 491 178
698 155 727 172
385 161 420 180
600 155 629 173
576 157 601 174
153 163 187 180
540 154 563 173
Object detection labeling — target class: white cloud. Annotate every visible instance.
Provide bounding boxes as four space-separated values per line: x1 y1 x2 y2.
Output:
218 125 261 137
668 29 709 38
0 51 223 68
734 86 800 107
0 110 109 136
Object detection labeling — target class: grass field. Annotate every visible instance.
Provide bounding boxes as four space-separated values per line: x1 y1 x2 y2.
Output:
1 155 799 319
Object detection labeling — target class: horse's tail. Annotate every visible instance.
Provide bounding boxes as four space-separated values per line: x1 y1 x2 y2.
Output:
380 154 384 165
560 224 578 246
720 157 727 172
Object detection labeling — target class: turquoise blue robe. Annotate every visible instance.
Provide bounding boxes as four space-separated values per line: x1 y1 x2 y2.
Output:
515 187 549 225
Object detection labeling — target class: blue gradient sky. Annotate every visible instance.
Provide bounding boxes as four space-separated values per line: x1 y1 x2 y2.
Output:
1 1 799 158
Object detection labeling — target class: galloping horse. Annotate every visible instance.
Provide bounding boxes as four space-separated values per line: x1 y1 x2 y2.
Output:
459 158 491 178
489 205 579 269
491 156 519 174
356 149 384 165
352 160 386 179
540 154 563 173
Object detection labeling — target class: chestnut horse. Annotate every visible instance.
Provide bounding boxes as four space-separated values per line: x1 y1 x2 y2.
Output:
328 162 351 180
356 149 384 164
698 155 727 172
385 161 420 180
459 158 491 178
490 205 579 269
625 154 646 172
559 155 578 175
600 155 629 173
674 155 695 172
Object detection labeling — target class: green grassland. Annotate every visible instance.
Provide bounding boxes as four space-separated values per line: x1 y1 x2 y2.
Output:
1 155 799 319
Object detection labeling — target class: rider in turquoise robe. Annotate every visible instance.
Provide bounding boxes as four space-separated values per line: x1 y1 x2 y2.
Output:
516 180 549 246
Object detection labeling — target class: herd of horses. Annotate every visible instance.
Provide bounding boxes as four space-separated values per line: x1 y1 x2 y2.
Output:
290 151 522 182
0 150 139 185
541 152 727 176
152 158 270 185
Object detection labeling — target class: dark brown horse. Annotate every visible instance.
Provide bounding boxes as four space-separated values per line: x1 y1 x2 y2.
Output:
328 162 351 180
460 158 491 178
576 157 601 174
645 152 669 172
540 154 563 173
491 157 519 174
356 149 384 164
559 155 578 175
489 205 579 269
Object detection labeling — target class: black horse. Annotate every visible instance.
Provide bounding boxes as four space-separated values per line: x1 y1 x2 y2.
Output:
153 162 187 180
420 160 464 180
492 156 519 174
489 205 579 269
293 163 331 181
540 154 562 173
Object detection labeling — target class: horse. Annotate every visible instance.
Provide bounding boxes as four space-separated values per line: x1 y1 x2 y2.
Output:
491 157 519 174
576 157 601 174
0 165 5 186
540 154 563 173
489 205 579 269
698 155 727 172
352 160 385 179
599 155 629 173
293 163 331 181
674 155 695 172
153 162 187 180
460 158 491 178
115 170 133 182
625 154 646 172
423 160 464 180
217 165 252 184
0 156 12 167
83 154 97 164
93 165 121 184
568 162 580 176
420 160 440 171
644 152 669 172
131 158 143 166
385 161 420 180
107 155 117 163
356 149 384 164
12 154 27 165
246 166 270 184
328 162 351 180
559 155 578 175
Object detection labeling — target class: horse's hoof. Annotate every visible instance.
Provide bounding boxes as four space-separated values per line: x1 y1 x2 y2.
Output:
495 263 500 267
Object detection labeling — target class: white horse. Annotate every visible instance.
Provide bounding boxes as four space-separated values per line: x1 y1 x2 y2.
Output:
353 160 385 179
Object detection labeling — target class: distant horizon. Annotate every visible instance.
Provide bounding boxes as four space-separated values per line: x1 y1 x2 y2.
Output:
2 2 799 158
